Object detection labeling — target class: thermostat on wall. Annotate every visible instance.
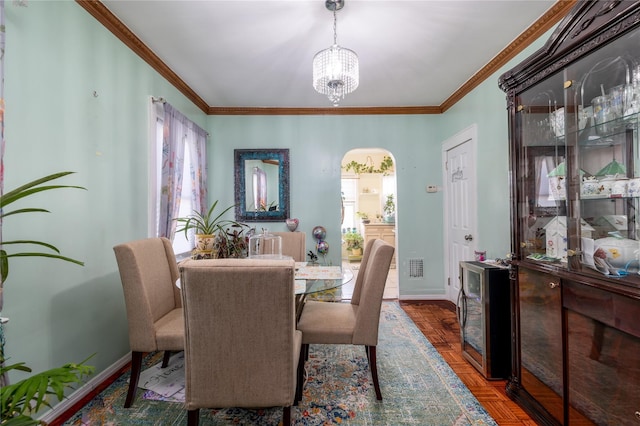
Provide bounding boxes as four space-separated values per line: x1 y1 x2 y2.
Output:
426 185 438 193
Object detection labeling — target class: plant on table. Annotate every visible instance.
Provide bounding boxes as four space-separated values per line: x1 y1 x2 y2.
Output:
213 223 252 259
0 171 94 425
356 211 370 224
175 200 249 258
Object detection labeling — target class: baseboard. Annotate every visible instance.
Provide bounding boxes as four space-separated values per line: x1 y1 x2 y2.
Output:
39 353 131 424
397 294 448 301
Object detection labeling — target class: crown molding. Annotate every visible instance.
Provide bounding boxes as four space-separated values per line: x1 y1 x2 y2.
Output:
440 0 577 113
76 0 210 113
206 105 442 116
76 0 575 116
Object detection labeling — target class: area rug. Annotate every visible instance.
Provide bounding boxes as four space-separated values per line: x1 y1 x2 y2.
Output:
62 302 496 425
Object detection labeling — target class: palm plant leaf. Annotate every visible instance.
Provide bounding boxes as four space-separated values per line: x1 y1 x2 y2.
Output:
175 200 239 238
1 414 41 425
0 185 85 209
0 172 90 424
0 172 86 283
0 250 7 284
0 208 50 219
0 171 85 209
2 240 62 253
2 252 84 265
0 359 94 420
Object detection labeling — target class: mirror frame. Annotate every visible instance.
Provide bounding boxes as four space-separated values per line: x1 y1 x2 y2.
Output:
234 148 290 222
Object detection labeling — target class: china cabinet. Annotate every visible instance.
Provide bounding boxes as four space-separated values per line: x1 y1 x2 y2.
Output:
363 223 396 265
499 1 640 425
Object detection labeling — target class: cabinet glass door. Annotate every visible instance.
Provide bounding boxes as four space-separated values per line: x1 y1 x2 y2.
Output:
565 28 640 282
517 71 567 265
518 25 640 287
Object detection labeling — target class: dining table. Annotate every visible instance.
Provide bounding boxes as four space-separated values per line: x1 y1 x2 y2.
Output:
175 259 353 321
294 262 354 320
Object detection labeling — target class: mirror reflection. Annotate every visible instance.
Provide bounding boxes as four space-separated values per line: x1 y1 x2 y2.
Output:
234 149 289 222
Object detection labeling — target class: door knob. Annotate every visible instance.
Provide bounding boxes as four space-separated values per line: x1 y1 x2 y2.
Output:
464 234 473 241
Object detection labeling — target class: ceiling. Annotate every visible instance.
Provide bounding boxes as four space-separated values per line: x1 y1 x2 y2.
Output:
96 0 570 112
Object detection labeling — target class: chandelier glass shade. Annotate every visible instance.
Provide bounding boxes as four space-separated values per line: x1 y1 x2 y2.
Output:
313 44 359 106
312 1 359 106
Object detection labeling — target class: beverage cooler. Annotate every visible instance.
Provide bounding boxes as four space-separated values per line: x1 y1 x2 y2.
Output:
457 261 511 379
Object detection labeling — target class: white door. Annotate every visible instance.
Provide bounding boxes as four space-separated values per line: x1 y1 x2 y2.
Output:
442 125 477 304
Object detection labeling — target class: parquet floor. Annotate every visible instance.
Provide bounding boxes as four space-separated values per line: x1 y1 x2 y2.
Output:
399 300 537 426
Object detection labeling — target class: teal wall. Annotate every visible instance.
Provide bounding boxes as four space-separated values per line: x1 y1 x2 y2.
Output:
3 1 206 379
208 115 443 298
437 28 556 260
2 0 552 405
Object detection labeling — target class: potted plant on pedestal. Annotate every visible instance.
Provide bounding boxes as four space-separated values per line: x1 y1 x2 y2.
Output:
343 231 364 257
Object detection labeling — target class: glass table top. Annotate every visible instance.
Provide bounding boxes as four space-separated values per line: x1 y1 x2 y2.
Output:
294 263 354 295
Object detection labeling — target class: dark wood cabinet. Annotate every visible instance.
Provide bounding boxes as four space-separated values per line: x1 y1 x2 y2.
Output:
499 2 640 425
514 267 564 424
564 281 640 425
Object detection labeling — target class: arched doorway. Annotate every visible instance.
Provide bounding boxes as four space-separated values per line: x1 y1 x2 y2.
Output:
340 148 398 299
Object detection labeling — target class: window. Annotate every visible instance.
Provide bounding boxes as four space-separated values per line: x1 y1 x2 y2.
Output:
149 98 207 258
171 138 194 255
341 178 357 231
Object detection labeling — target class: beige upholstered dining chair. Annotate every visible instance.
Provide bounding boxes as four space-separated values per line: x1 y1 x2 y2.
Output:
113 237 184 408
271 231 306 261
179 258 304 426
297 239 394 400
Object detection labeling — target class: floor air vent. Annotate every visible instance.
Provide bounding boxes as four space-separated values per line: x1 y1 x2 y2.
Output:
408 258 424 279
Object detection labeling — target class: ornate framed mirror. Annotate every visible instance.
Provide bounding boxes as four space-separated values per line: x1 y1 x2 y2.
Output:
234 149 290 222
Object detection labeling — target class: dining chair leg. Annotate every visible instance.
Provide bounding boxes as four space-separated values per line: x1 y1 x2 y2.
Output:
367 345 383 401
161 350 172 368
295 345 305 404
283 406 291 425
187 409 200 426
124 351 143 408
302 343 309 361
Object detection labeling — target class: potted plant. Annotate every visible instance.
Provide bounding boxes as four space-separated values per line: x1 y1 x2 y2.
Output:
343 231 364 256
342 156 394 175
356 211 370 224
175 200 248 258
1 172 94 425
383 194 396 223
213 223 252 259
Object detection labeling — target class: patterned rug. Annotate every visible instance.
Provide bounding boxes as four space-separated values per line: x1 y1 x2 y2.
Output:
63 302 496 425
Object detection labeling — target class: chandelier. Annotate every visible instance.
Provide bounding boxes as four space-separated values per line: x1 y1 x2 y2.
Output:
312 0 359 107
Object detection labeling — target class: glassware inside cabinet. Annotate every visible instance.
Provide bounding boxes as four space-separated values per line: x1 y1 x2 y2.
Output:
517 75 568 266
577 116 639 279
568 29 640 283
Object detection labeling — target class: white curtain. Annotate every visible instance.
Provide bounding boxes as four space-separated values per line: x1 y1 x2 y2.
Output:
157 103 207 240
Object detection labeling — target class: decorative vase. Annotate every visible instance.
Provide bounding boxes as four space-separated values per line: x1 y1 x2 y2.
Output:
191 250 213 260
195 234 215 251
286 218 299 232
352 247 363 256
